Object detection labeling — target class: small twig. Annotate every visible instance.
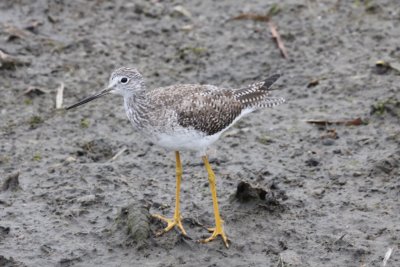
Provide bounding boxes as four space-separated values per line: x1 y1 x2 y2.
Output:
229 13 270 22
268 20 288 59
333 233 347 244
306 117 364 126
382 247 393 267
228 12 288 59
107 146 127 162
55 82 64 109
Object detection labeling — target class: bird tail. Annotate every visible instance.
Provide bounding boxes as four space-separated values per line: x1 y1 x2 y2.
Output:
233 74 285 108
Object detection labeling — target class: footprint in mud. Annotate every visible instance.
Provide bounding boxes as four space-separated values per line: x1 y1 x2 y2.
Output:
107 202 154 250
108 202 199 250
1 172 21 192
370 149 400 176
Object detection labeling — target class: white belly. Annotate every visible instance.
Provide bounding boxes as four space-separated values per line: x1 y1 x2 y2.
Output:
153 130 222 154
150 108 255 154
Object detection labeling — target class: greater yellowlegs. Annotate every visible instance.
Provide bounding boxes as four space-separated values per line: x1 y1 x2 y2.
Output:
66 67 285 247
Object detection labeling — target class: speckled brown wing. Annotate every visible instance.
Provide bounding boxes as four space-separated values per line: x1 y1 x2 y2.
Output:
145 85 244 135
175 86 244 136
146 74 283 136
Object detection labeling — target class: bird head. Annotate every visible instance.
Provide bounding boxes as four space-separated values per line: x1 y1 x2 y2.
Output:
108 67 145 96
66 67 145 110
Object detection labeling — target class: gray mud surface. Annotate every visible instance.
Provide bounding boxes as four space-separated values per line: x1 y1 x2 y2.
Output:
1 1 399 266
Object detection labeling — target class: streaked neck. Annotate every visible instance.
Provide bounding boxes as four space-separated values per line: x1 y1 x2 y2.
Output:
123 92 149 129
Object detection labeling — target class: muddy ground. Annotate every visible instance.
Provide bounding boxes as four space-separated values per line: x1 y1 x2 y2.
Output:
1 0 399 266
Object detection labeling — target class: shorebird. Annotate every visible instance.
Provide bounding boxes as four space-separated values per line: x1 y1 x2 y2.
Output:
66 67 285 247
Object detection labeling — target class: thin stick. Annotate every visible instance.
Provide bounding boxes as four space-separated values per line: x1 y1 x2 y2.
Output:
306 117 364 126
56 82 64 109
108 146 127 162
268 20 288 59
383 247 393 267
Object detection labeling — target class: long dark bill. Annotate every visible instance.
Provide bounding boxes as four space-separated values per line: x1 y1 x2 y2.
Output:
66 88 111 110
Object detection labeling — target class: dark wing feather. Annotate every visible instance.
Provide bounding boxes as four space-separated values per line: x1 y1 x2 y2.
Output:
260 74 281 90
234 74 282 108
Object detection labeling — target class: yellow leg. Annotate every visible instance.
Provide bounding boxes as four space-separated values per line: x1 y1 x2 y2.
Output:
153 151 187 236
201 155 229 247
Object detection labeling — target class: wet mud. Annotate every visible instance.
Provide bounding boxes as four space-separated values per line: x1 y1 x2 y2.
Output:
1 0 399 266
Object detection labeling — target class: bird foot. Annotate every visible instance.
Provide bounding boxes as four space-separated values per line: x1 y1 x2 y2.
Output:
201 225 229 248
152 214 187 236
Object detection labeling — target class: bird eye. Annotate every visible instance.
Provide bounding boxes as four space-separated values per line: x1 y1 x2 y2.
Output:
120 77 128 84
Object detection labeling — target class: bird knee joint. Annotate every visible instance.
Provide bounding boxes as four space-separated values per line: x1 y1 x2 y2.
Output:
208 174 216 183
176 169 183 177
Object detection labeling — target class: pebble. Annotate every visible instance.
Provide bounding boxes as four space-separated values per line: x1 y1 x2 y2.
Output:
305 158 319 167
322 139 335 146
